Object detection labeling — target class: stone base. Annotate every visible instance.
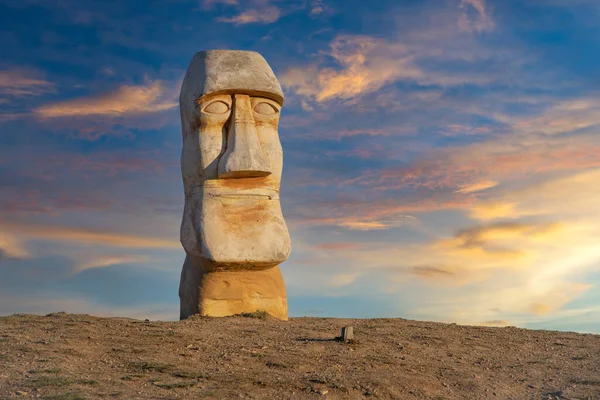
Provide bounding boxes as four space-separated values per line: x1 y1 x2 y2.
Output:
179 256 288 321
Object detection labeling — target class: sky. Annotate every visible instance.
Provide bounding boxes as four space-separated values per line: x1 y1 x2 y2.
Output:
1 0 600 333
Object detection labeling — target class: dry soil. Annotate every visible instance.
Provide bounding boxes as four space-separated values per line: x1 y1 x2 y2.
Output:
1 312 599 400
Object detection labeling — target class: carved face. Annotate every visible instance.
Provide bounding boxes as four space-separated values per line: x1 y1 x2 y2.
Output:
180 92 291 269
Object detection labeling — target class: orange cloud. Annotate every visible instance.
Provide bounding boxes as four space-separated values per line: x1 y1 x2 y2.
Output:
345 135 600 193
0 68 54 97
0 233 29 259
217 6 281 24
432 222 565 262
281 35 423 102
454 180 498 194
34 81 176 118
3 221 180 249
511 98 600 136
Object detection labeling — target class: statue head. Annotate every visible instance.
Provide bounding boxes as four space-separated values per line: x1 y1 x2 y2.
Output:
179 50 291 271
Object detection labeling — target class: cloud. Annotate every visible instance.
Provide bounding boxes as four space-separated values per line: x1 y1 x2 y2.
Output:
3 221 180 249
217 5 281 24
470 168 600 221
34 80 176 118
281 35 423 102
454 180 498 194
288 167 600 326
313 242 361 251
309 0 325 15
202 0 238 8
458 0 495 32
337 217 417 231
345 131 600 193
329 272 360 287
510 98 600 136
0 68 54 97
433 222 565 262
289 196 471 230
74 254 152 273
0 234 29 259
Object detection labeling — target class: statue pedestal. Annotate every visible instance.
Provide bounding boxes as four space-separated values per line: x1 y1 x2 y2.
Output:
179 256 288 321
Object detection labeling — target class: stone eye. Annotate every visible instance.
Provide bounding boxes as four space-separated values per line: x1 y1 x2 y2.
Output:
203 101 230 114
253 102 277 115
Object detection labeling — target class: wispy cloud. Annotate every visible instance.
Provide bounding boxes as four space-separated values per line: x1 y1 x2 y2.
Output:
0 68 54 97
34 80 176 118
217 6 281 24
509 98 600 136
281 35 422 102
455 180 498 194
458 0 494 33
74 254 152 273
202 0 238 8
0 234 29 259
3 221 180 249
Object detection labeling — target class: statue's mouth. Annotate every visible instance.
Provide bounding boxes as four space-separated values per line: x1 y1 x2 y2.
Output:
214 193 274 199
194 178 280 200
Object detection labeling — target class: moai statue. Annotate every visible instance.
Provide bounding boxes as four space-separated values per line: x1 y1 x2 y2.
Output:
178 50 291 321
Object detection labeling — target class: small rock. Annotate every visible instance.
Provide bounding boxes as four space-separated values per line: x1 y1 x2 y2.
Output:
15 391 28 396
341 326 354 341
318 389 329 395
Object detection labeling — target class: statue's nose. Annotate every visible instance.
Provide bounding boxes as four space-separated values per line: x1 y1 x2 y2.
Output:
217 94 272 179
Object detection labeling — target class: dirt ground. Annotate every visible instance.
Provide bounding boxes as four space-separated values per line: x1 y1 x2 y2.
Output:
1 313 599 400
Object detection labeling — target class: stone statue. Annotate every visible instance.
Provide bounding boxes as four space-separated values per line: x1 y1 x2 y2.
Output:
178 50 291 321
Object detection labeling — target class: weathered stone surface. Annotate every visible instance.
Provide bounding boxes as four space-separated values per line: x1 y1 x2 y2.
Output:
180 257 287 320
341 326 354 341
178 50 291 320
179 50 284 110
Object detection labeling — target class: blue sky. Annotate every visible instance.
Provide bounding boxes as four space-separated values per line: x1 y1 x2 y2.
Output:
1 0 600 333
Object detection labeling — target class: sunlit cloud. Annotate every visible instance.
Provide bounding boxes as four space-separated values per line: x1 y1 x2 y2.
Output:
309 0 328 15
217 6 281 24
3 221 180 249
0 233 29 259
34 80 176 118
74 254 152 273
281 35 422 102
0 68 54 97
454 180 498 194
510 98 600 136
